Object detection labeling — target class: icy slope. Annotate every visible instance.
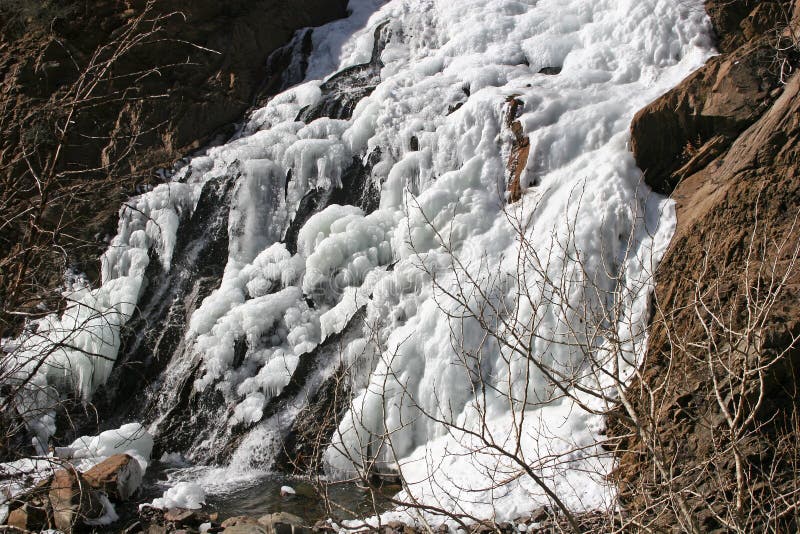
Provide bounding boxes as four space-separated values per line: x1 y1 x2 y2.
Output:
5 0 713 521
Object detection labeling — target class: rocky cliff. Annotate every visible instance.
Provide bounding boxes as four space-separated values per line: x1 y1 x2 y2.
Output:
0 0 347 337
615 0 800 531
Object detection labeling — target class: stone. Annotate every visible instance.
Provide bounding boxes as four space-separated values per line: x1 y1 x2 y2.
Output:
257 512 312 534
223 515 263 528
223 523 268 534
83 453 143 501
383 520 417 533
630 37 782 195
258 512 305 527
164 508 196 522
6 500 50 531
313 519 338 532
49 469 106 533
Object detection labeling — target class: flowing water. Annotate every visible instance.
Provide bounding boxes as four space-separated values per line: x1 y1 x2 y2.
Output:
140 466 394 525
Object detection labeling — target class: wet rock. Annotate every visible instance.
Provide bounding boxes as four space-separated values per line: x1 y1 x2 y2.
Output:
296 22 393 123
223 515 264 528
504 96 530 202
161 506 217 528
164 508 198 523
272 309 366 472
257 512 313 534
223 517 268 534
83 453 143 501
111 173 239 463
537 66 562 75
369 464 402 485
313 519 338 532
258 511 304 525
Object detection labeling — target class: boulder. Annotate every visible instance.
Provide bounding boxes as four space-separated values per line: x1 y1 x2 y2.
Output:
256 512 312 534
257 512 304 527
162 507 219 527
49 468 106 533
4 475 52 531
6 500 50 531
83 453 143 501
223 518 268 534
223 515 263 528
164 508 198 523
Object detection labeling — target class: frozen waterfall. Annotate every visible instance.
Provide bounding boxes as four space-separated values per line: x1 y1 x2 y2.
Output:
5 0 714 523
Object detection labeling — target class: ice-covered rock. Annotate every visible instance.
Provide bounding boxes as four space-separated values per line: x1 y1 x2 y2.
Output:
83 453 143 501
65 422 153 472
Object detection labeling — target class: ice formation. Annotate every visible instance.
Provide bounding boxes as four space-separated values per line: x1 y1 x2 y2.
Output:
85 494 120 526
3 0 715 523
148 482 206 510
63 422 154 472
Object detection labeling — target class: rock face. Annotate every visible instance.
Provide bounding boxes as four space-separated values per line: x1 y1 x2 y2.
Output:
615 0 800 531
631 3 788 194
0 0 348 339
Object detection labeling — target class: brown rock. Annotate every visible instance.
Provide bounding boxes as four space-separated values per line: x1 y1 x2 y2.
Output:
4 474 53 531
614 1 800 530
83 453 143 501
0 0 351 340
223 515 263 528
49 468 106 533
164 507 194 522
257 512 311 534
504 96 531 203
6 500 50 531
630 37 781 194
258 512 305 527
